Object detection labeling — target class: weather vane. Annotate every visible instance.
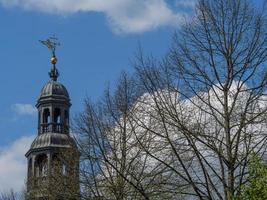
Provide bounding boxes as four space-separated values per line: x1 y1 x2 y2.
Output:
39 36 60 65
40 36 60 80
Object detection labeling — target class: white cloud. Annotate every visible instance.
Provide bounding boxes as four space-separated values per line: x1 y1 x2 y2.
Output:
0 135 34 192
0 0 194 34
12 104 37 115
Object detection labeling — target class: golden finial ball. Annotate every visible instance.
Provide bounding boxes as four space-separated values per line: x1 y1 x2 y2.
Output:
51 56 57 65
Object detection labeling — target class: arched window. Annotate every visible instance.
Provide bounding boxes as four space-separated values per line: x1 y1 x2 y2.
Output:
62 164 67 176
52 154 61 175
54 108 61 124
28 158 32 178
64 110 69 125
35 154 48 177
38 111 40 125
43 108 51 123
41 162 48 177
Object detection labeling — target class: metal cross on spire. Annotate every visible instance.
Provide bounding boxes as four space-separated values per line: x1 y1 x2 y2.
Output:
40 36 61 81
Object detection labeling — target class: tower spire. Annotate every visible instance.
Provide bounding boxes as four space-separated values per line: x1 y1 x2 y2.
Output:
40 36 60 81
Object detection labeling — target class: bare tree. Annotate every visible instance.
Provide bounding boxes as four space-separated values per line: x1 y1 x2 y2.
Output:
75 73 150 200
74 0 266 199
75 73 180 200
132 0 267 199
0 190 24 200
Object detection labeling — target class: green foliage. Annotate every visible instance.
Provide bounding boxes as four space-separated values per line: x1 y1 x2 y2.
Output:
239 154 267 200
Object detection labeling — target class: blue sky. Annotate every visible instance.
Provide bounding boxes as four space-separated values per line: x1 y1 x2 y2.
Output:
0 0 195 191
0 0 263 193
0 0 192 147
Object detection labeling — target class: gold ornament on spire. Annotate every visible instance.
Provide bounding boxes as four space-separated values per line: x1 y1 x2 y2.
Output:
40 36 60 65
50 56 58 65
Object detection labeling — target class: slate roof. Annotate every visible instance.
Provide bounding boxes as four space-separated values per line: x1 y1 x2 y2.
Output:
39 80 69 99
30 133 76 150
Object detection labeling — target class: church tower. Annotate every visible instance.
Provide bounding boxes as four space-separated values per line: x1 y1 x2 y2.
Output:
25 38 80 200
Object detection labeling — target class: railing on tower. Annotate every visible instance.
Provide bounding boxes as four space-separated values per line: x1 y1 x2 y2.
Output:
40 123 69 134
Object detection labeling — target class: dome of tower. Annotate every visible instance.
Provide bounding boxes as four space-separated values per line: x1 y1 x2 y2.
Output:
39 80 69 99
30 133 77 150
